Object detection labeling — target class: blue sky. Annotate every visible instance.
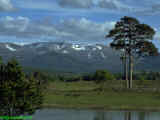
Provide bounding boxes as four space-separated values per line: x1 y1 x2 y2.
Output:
0 0 160 46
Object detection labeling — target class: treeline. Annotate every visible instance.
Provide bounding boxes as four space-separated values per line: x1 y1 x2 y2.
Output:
30 69 160 84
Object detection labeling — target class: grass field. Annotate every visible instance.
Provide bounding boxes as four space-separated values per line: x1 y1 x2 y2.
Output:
43 80 160 111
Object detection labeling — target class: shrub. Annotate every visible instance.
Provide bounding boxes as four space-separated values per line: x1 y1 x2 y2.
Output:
93 70 115 83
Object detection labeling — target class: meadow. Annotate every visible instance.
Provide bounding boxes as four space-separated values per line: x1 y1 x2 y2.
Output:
43 80 160 111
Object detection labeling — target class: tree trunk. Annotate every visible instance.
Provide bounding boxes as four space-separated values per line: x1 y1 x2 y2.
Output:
124 53 129 88
129 53 133 88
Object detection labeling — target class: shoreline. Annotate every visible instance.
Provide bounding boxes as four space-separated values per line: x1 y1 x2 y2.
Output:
42 104 160 112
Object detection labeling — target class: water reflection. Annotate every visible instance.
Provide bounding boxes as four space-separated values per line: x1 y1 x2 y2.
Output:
125 112 131 120
94 111 126 120
93 111 153 120
34 109 160 120
138 112 145 120
94 111 105 120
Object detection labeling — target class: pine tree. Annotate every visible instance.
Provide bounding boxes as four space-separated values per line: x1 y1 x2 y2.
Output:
0 58 43 116
106 16 158 88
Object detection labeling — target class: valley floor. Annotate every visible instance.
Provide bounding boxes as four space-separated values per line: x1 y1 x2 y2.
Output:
43 81 160 111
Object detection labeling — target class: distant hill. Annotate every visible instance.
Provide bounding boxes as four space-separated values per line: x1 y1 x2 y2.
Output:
0 42 159 73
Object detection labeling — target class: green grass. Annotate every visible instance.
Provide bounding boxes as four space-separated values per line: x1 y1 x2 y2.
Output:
43 80 160 110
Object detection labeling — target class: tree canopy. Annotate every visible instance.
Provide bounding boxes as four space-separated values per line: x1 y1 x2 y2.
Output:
0 58 43 116
107 16 158 57
106 16 158 88
93 70 115 83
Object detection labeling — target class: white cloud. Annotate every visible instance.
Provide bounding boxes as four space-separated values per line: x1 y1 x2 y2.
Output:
59 18 116 43
0 0 15 11
14 0 59 11
0 16 30 32
98 0 130 10
5 0 160 16
58 0 133 12
11 0 160 16
57 0 160 15
155 28 160 40
58 0 93 8
60 18 115 32
0 16 116 44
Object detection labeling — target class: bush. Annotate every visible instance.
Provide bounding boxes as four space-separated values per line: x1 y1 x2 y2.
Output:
93 70 115 83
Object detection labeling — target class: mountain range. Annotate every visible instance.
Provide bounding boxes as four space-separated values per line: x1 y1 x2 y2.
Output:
0 42 159 73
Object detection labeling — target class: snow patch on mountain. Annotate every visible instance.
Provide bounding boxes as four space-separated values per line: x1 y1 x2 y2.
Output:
96 45 103 50
51 45 64 51
54 45 61 50
72 44 86 51
62 50 69 54
101 52 106 58
35 44 43 48
5 44 16 52
88 53 92 59
14 42 30 46
92 47 97 51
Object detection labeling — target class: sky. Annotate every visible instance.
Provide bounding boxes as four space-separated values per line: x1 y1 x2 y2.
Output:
0 0 160 46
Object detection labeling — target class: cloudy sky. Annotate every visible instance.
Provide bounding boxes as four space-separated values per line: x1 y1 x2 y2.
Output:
0 0 160 46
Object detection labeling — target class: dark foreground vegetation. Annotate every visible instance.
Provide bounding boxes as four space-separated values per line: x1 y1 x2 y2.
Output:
0 57 43 117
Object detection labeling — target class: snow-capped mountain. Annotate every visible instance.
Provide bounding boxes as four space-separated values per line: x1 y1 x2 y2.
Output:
0 42 159 73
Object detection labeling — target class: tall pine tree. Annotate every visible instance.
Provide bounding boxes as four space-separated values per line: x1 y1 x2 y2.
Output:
106 16 158 88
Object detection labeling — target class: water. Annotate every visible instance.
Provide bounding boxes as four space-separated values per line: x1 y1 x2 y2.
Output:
33 109 160 120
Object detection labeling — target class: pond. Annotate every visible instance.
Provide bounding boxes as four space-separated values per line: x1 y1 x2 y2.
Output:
33 109 160 120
